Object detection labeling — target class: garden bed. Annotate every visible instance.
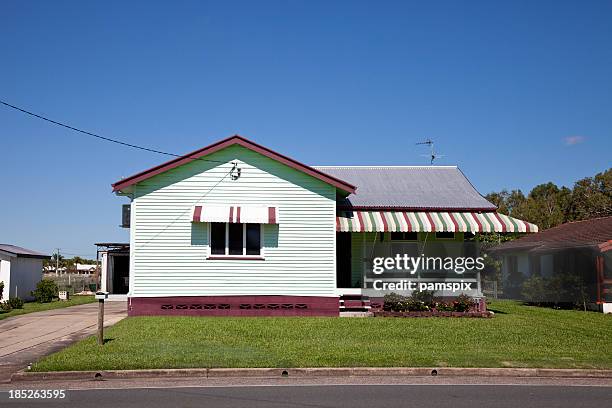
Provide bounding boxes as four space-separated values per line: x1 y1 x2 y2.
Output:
372 310 493 318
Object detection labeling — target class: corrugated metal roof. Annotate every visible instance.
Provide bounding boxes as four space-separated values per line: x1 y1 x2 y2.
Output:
313 166 496 210
0 244 50 259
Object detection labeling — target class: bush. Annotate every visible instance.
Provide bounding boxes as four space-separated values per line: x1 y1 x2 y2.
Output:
0 281 4 300
411 289 436 308
7 297 24 309
383 291 434 312
452 293 476 312
32 279 59 303
521 275 548 305
383 292 408 312
0 301 12 312
435 302 455 311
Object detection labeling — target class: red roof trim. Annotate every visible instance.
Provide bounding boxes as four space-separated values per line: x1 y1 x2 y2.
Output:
112 135 356 194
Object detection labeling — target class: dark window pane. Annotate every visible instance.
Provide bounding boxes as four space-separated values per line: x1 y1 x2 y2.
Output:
435 232 455 239
391 232 417 241
246 224 261 255
210 223 226 255
228 223 244 255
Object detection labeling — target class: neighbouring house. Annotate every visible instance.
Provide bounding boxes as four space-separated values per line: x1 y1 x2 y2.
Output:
43 265 67 274
0 244 50 301
108 135 538 316
74 263 97 274
96 242 129 300
490 216 612 313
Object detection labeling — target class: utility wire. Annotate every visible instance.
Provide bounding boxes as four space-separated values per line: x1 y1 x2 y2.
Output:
0 99 226 164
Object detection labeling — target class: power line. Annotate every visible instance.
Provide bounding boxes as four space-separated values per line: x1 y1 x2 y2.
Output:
0 99 226 164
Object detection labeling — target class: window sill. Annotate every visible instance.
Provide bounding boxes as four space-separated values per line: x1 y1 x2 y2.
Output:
206 256 265 261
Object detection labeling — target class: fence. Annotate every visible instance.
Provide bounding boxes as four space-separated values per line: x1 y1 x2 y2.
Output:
481 279 501 299
43 273 98 294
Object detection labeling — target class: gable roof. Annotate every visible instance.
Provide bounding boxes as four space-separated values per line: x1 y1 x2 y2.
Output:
0 244 50 259
491 216 612 253
313 166 497 211
112 135 356 194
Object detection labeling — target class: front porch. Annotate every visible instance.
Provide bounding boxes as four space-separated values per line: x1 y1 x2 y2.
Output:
334 209 540 311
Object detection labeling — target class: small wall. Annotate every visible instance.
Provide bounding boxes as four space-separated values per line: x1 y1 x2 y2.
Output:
129 295 340 316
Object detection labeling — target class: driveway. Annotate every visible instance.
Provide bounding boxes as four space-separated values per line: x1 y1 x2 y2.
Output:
0 302 127 382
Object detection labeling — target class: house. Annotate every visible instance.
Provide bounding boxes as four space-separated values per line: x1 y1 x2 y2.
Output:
43 265 67 274
75 263 97 274
96 242 129 300
108 135 538 316
0 244 50 301
490 216 612 313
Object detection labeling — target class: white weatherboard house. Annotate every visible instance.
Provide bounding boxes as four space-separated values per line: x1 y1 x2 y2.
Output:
0 244 50 301
109 135 538 316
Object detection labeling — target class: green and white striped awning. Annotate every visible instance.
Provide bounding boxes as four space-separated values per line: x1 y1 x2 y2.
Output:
337 211 538 233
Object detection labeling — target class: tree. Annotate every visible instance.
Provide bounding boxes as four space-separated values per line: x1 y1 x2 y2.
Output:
486 167 611 232
570 168 612 220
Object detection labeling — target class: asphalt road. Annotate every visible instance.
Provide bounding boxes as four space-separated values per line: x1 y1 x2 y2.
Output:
1 384 611 408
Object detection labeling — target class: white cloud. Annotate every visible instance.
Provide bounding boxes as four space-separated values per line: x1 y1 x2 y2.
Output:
564 136 585 146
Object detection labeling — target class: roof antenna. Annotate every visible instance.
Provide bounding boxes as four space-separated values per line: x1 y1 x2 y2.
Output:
416 139 445 164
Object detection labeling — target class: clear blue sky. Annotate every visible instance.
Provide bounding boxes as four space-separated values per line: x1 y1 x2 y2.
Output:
1 0 611 259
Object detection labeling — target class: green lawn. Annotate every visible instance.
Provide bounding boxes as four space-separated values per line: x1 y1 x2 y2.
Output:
32 300 612 371
0 295 95 320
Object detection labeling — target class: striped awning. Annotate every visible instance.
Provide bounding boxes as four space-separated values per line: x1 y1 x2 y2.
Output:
193 205 278 224
337 211 538 233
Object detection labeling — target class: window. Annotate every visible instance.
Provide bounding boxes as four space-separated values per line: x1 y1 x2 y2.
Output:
435 232 455 239
391 232 418 241
209 223 262 257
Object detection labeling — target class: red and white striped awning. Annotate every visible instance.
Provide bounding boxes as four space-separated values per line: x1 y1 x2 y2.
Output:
193 205 278 224
337 211 538 233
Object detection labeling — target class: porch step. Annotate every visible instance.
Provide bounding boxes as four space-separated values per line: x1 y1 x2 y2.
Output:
339 295 371 312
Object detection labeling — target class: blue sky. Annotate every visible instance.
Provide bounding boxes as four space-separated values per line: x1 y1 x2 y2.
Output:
1 0 611 259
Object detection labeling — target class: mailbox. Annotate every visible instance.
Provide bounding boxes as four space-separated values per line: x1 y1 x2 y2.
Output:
95 291 109 300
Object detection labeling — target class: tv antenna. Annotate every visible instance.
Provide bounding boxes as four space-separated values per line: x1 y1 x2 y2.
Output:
416 139 445 164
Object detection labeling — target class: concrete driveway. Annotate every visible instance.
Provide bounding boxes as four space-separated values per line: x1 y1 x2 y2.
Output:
0 301 127 382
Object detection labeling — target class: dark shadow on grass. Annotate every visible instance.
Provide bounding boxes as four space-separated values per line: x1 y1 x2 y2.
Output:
486 308 507 314
102 338 115 345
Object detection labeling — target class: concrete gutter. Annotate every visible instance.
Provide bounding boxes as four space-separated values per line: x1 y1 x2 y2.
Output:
11 367 612 382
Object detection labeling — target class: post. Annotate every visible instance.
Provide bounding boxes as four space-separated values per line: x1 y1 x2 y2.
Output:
97 298 104 345
95 292 108 345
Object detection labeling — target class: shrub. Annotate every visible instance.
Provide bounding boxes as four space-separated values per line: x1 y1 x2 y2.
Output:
411 289 436 308
383 292 435 312
405 298 430 311
0 281 4 300
435 302 455 311
32 279 58 303
7 297 24 309
452 293 475 312
0 301 12 312
383 292 408 312
521 275 548 305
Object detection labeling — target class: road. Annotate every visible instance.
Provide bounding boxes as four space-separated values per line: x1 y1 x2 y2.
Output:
0 301 127 382
1 383 611 407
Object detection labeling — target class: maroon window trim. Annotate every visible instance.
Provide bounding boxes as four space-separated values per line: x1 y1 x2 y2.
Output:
268 207 276 224
193 206 202 222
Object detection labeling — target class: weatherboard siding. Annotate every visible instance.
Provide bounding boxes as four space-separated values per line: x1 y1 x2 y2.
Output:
129 145 337 298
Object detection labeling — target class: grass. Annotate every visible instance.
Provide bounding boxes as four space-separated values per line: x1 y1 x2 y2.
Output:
0 295 95 320
32 300 612 371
